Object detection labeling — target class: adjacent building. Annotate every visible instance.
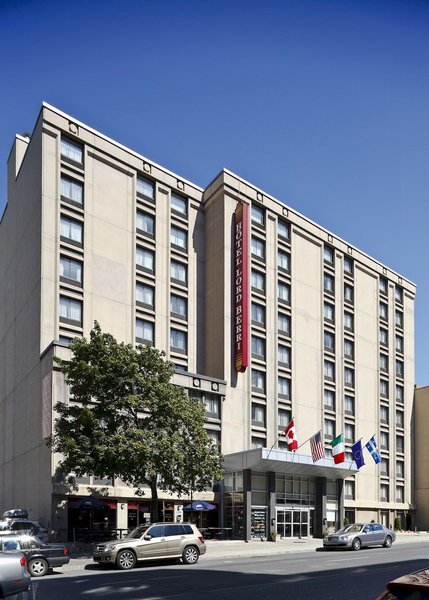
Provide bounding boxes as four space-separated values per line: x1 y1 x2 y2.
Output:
0 103 416 541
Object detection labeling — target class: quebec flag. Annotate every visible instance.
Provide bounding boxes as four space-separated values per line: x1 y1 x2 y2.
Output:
365 436 381 464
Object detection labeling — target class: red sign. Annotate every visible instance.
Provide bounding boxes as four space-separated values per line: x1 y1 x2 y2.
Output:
234 202 249 372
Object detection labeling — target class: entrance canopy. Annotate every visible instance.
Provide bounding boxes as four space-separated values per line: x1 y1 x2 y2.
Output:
223 447 357 479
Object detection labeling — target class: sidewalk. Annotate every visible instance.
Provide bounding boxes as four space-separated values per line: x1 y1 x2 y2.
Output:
62 531 429 572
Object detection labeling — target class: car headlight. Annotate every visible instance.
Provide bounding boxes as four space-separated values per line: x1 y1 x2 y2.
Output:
338 536 347 541
103 544 116 552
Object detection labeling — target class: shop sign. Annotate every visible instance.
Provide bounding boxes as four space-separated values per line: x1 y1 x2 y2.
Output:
234 202 249 372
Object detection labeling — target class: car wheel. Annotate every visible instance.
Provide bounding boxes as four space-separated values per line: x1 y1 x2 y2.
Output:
28 558 49 577
182 545 200 564
116 549 136 570
351 538 361 551
383 535 392 548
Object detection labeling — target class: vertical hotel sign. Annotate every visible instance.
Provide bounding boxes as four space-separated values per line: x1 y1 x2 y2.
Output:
234 201 249 372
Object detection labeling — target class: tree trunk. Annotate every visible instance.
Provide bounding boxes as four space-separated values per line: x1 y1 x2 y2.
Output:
150 479 159 522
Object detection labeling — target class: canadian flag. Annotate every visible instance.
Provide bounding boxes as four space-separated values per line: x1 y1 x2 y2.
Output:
284 419 298 451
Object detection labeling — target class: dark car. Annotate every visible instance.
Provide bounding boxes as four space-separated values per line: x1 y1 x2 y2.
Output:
0 519 49 543
0 534 70 577
376 568 429 599
0 551 31 597
323 522 396 551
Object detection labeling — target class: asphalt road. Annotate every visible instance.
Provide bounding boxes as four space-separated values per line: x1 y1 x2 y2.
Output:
23 542 429 600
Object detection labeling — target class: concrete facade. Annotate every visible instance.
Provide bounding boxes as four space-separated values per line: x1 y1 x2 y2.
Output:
0 103 416 540
414 385 429 530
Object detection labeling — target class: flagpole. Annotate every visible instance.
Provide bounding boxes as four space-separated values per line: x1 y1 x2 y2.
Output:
296 430 321 452
266 416 296 459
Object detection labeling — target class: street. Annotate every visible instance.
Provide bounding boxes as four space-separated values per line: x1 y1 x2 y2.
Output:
23 541 429 599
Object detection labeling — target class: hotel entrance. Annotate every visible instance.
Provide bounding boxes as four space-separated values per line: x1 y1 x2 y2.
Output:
276 507 314 538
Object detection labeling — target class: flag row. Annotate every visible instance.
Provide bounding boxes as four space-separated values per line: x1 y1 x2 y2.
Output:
283 419 381 467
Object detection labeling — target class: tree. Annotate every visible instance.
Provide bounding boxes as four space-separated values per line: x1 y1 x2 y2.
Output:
49 322 223 521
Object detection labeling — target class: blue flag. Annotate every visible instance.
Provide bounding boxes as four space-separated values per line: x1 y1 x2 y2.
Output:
365 436 381 464
351 439 365 469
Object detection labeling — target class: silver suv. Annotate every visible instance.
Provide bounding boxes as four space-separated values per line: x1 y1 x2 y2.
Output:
93 523 206 570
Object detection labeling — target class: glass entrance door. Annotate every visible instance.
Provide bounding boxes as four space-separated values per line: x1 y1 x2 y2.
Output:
276 507 313 538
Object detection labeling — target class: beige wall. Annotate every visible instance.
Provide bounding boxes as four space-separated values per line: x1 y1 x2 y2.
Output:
414 386 429 529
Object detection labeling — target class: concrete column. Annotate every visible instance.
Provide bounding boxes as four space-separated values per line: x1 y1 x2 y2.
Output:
243 468 252 541
315 477 327 538
268 471 276 541
337 479 344 530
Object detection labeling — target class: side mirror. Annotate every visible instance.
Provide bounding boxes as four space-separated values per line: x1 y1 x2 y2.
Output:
143 534 152 541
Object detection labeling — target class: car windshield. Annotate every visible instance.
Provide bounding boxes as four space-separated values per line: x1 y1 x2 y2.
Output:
126 525 150 539
337 524 364 533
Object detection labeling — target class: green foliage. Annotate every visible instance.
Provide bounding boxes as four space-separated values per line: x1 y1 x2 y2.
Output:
394 516 401 531
49 322 223 510
343 517 349 527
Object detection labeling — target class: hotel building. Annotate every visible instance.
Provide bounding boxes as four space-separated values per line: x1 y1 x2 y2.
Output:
0 104 416 541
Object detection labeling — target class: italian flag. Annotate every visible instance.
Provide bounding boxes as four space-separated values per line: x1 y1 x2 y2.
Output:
331 434 345 464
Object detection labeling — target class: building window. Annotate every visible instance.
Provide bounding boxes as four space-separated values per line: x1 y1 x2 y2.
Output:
396 435 404 453
395 335 404 353
344 338 354 360
324 389 335 411
380 379 389 398
278 376 290 399
380 405 389 424
396 410 404 428
344 394 354 415
324 331 335 352
136 283 154 308
379 276 388 295
344 284 354 304
344 256 353 275
137 211 155 236
251 335 266 360
278 344 291 368
136 318 154 344
324 246 334 265
344 423 354 443
324 273 335 294
60 215 83 246
278 408 292 431
61 137 83 164
380 431 389 450
344 367 354 388
324 360 335 381
396 384 404 403
396 461 404 478
61 175 83 206
395 486 404 503
380 354 389 373
278 313 291 336
278 219 290 240
345 480 355 500
324 419 335 440
171 226 187 251
171 260 187 284
170 329 187 353
251 302 265 327
380 484 389 502
251 269 265 294
60 255 82 285
396 360 404 378
278 281 291 304
395 310 403 328
379 302 388 321
278 249 291 272
251 204 265 227
380 458 389 477
201 394 220 419
59 296 82 325
395 286 403 303
170 294 187 318
171 193 187 216
136 247 154 273
252 369 266 394
251 236 265 260
251 436 265 449
344 311 354 331
380 327 388 347
251 403 266 427
324 302 335 322
137 176 154 200
206 429 220 446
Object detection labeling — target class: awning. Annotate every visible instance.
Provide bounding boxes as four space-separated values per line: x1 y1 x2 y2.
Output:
223 447 358 479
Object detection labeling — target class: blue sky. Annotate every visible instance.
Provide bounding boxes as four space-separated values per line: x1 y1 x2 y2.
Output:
1 0 428 382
